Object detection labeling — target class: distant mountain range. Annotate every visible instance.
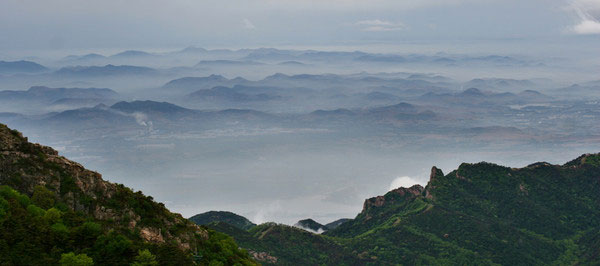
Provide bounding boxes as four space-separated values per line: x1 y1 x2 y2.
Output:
19 100 275 131
0 60 48 74
418 87 552 106
18 100 436 131
55 64 157 77
162 73 453 109
0 86 118 102
163 75 249 92
187 86 283 103
57 47 540 68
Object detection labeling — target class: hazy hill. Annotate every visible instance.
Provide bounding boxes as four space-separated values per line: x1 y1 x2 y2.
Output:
464 78 536 91
419 87 552 106
0 60 48 74
0 86 118 103
187 86 282 103
110 100 196 117
55 64 157 77
110 50 156 58
163 75 249 93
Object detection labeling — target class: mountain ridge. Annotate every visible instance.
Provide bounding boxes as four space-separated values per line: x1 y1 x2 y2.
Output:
194 152 600 265
0 123 256 265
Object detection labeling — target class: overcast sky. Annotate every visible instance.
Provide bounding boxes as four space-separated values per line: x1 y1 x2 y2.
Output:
1 0 599 53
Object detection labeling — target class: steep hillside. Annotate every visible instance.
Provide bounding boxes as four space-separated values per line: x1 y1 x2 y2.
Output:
325 157 600 265
0 123 256 265
0 60 48 74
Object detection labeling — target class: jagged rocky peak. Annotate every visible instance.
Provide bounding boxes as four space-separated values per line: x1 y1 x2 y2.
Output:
430 166 443 180
362 184 424 212
389 184 424 197
0 124 32 151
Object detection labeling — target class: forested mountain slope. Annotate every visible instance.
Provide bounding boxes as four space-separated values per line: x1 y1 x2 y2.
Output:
0 123 256 265
200 154 600 265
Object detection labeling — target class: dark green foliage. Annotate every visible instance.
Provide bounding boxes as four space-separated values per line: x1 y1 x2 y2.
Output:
59 252 94 266
190 211 256 230
131 249 159 266
195 228 257 266
204 154 600 265
103 184 171 227
0 185 128 264
0 183 257 265
32 185 56 209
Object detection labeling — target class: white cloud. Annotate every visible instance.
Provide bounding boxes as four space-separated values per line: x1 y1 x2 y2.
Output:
243 18 256 30
252 201 282 224
569 0 600 34
389 176 421 191
356 19 406 31
263 0 485 11
293 224 326 234
573 19 600 34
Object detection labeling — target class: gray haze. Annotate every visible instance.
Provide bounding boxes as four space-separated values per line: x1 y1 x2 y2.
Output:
1 0 600 225
1 0 599 54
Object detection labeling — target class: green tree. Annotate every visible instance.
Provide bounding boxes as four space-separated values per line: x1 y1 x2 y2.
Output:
131 249 158 266
44 208 62 224
59 252 94 266
32 185 55 209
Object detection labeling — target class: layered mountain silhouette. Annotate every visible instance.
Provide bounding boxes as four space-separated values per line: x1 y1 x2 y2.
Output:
0 86 118 103
0 60 48 74
55 65 157 77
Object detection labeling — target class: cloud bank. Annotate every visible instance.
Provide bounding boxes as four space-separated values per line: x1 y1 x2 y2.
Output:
570 0 600 34
389 176 422 191
243 18 256 30
356 19 406 31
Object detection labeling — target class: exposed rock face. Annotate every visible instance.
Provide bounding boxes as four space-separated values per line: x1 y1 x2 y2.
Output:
0 123 207 251
140 227 165 243
362 185 424 213
249 250 278 264
425 166 444 199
